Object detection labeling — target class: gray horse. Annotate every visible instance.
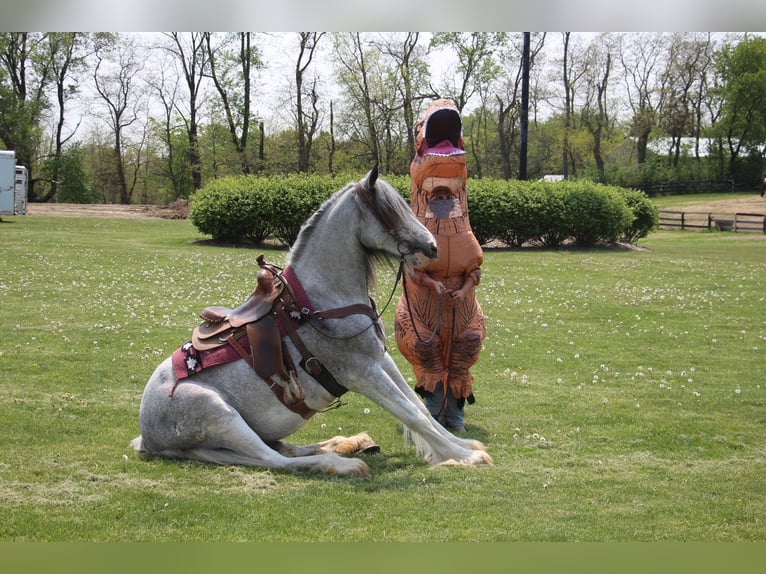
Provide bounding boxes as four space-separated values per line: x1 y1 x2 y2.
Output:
131 167 493 476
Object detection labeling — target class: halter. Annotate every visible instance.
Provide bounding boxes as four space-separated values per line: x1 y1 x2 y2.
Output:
355 178 442 343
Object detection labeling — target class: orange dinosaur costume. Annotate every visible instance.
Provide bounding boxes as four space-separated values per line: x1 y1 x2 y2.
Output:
395 99 486 430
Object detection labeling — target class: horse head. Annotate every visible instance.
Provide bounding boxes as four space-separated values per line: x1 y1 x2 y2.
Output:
357 166 437 270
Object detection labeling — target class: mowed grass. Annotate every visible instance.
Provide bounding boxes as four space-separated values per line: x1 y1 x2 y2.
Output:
0 213 764 541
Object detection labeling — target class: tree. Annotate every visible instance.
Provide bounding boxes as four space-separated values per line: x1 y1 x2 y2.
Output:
204 32 262 175
334 32 394 170
0 32 52 200
558 32 588 178
619 32 666 165
495 32 546 179
37 32 90 202
162 32 208 190
373 32 431 161
657 33 710 169
145 48 191 199
430 32 506 113
712 34 766 180
579 33 616 182
92 33 146 204
293 32 324 172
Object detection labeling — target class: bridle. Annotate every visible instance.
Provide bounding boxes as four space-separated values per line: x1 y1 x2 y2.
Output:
354 179 443 344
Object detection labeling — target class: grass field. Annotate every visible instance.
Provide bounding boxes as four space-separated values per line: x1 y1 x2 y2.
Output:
0 206 764 542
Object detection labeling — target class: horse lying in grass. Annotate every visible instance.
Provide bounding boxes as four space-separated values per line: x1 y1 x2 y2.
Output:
131 167 493 476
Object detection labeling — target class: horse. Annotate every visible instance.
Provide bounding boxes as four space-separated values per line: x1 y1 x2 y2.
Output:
130 167 493 476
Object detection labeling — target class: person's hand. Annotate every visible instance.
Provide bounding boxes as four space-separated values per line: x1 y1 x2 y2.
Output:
447 285 468 307
430 279 447 296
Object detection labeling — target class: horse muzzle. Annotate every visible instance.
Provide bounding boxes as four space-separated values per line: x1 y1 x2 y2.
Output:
402 241 437 269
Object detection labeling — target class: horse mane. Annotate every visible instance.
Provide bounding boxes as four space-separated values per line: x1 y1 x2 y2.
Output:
288 177 407 286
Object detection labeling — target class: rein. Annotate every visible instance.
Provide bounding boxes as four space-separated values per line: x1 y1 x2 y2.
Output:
302 259 404 342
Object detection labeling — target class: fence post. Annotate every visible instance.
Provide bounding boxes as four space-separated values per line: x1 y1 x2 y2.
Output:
681 212 685 230
707 213 712 230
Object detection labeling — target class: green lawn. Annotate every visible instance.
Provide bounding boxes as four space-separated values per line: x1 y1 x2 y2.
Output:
0 214 764 541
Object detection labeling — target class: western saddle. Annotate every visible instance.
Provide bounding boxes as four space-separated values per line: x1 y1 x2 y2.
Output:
189 255 355 419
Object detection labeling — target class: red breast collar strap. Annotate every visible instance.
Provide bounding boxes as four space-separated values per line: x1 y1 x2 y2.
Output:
281 266 314 316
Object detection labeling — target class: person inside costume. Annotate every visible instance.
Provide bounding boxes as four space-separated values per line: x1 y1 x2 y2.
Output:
394 99 486 433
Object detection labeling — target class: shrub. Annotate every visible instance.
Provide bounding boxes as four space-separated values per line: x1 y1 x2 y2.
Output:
616 188 659 243
466 178 506 246
190 173 655 248
268 175 337 246
558 181 634 246
189 176 272 243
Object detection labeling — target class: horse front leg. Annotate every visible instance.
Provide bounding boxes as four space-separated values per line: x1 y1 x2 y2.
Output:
352 363 493 467
379 353 488 453
268 432 380 457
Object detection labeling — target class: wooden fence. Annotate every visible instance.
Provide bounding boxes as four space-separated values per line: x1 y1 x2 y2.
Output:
659 210 766 233
641 180 736 196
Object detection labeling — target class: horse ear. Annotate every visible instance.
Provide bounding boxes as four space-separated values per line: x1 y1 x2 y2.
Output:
368 164 379 189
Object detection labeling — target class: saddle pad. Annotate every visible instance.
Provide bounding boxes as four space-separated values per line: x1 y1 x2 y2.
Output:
172 335 249 382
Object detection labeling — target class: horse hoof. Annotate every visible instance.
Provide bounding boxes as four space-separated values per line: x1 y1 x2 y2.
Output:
361 444 381 454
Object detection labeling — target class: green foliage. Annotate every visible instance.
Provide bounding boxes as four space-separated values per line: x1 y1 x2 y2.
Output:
189 174 348 246
268 174 337 246
188 176 272 243
382 173 411 203
191 174 655 247
40 143 100 203
469 178 645 247
558 181 634 247
616 187 659 243
466 178 507 246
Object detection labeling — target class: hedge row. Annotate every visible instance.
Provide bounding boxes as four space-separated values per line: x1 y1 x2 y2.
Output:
189 174 658 247
466 179 658 247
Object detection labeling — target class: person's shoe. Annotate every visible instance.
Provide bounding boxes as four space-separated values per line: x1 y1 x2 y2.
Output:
446 424 466 433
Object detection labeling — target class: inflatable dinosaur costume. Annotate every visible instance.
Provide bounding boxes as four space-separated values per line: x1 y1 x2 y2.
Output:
394 99 486 432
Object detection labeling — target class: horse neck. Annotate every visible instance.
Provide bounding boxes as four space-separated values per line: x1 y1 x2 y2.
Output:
287 198 370 309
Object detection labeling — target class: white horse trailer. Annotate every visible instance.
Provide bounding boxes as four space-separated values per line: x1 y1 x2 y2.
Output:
0 150 26 216
0 150 15 216
14 165 28 215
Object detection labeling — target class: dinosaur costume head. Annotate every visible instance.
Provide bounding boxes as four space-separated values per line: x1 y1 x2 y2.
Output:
410 99 470 233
